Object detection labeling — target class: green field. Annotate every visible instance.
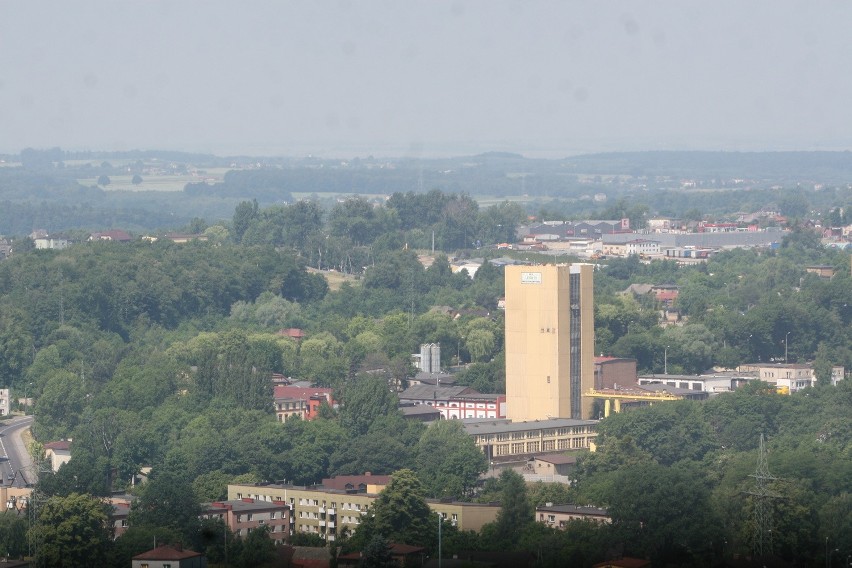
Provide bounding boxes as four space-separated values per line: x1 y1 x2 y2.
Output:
77 167 231 192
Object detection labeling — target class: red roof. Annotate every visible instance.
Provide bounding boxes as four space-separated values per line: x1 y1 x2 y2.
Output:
132 545 203 561
278 328 306 339
274 385 333 400
44 440 71 451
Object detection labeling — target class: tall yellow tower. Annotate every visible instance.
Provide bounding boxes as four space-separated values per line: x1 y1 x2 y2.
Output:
504 264 594 420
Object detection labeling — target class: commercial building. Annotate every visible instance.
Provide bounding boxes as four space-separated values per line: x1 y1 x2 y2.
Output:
504 264 595 420
738 362 846 391
398 385 506 419
463 418 598 459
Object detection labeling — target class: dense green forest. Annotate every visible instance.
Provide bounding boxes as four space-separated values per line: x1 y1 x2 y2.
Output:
0 162 849 565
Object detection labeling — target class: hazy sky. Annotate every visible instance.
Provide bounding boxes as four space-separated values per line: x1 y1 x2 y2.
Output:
2 1 852 158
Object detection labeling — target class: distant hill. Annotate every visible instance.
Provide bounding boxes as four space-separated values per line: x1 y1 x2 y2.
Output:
562 150 852 180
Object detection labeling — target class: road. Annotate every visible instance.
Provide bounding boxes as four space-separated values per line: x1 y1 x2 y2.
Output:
0 415 35 487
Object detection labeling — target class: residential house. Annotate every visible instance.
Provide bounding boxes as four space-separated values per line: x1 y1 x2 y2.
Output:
0 239 11 260
805 265 835 279
88 229 132 242
398 385 505 419
203 498 292 544
164 233 209 244
132 544 206 568
112 502 130 538
536 503 610 528
33 237 70 250
273 385 336 422
278 328 306 342
0 388 9 416
529 454 577 477
338 542 426 567
43 440 72 472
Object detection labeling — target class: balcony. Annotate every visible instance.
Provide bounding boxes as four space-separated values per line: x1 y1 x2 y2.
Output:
318 507 326 514
327 508 336 515
319 520 326 527
327 521 335 528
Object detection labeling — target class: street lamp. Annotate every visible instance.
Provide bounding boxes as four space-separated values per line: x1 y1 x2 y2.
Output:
23 382 32 415
664 346 669 375
785 332 791 364
437 512 443 568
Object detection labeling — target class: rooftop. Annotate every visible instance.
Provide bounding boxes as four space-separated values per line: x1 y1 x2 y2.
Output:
462 418 596 436
536 503 609 516
133 545 203 561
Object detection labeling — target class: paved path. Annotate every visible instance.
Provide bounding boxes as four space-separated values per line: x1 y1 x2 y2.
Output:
0 415 35 487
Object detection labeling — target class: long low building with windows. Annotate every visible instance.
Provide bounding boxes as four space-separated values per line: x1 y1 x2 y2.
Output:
228 475 500 542
399 385 506 419
462 418 598 460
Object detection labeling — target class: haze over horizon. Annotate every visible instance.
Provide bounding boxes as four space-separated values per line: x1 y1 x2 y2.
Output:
2 1 852 159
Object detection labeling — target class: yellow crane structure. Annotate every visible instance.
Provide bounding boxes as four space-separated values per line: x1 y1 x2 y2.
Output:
586 388 684 417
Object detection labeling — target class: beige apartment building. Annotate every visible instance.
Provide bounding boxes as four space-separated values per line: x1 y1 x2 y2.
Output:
228 479 500 542
504 264 595 420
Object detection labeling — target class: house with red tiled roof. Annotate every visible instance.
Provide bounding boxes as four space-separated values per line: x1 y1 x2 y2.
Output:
274 385 336 422
131 544 206 568
278 328 306 341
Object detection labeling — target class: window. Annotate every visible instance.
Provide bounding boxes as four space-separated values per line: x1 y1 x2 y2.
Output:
247 513 253 521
